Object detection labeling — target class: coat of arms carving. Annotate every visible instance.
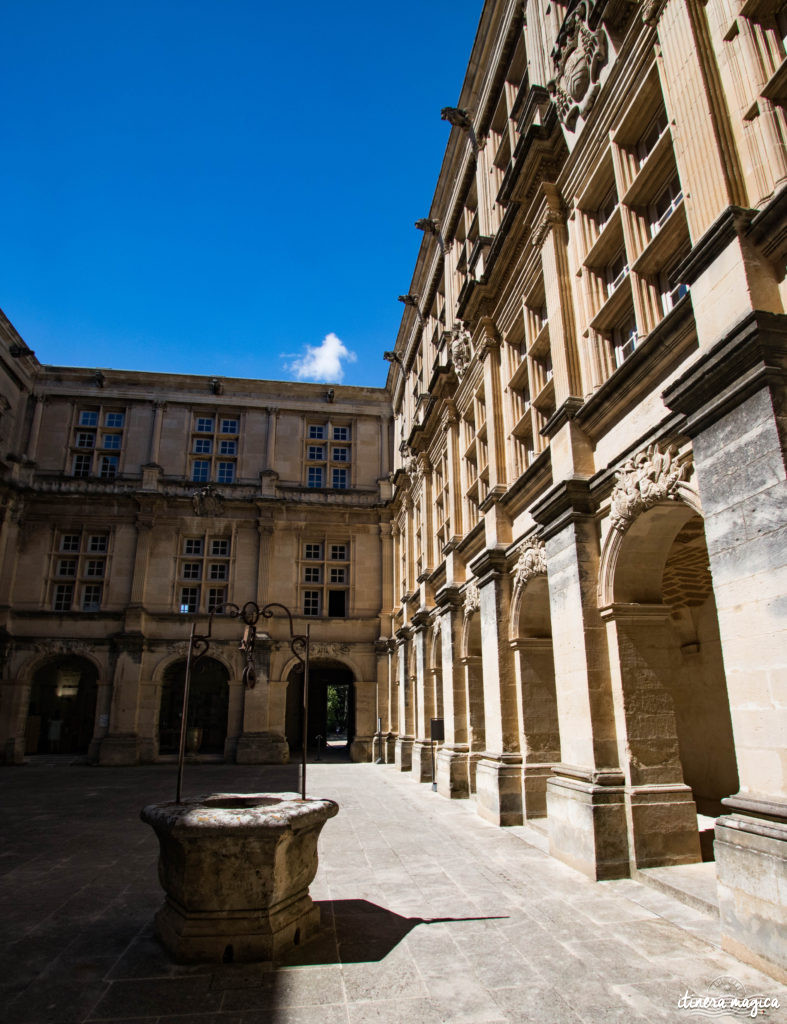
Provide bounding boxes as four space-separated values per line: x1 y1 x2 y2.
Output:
547 0 608 132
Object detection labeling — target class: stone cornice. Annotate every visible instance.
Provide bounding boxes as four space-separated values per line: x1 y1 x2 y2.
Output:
468 546 508 583
530 478 596 539
663 309 787 436
676 205 755 287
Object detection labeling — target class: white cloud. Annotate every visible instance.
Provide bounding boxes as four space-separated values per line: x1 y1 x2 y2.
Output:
285 332 357 383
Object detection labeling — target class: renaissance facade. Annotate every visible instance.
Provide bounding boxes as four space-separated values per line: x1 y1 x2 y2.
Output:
0 321 394 769
381 0 786 982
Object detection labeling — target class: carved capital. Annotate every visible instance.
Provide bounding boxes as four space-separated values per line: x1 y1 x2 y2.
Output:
609 443 689 532
463 579 480 617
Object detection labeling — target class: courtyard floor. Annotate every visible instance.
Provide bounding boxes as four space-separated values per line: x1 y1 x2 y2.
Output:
0 759 784 1024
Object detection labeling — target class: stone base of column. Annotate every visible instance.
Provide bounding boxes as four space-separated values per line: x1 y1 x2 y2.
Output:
411 740 436 783
476 754 523 826
547 766 629 880
349 736 373 762
394 736 413 772
235 732 289 764
468 751 483 794
98 733 140 766
522 763 556 819
627 784 701 868
384 733 396 763
436 745 469 799
715 796 787 983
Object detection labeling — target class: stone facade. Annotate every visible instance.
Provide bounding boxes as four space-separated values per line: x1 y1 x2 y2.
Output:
384 0 786 981
0 346 393 770
0 0 785 984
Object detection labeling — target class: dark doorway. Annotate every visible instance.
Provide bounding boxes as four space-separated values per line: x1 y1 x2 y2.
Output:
25 656 98 755
158 657 229 756
285 660 354 759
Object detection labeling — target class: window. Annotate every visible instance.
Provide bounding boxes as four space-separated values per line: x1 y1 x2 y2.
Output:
105 412 124 428
304 566 321 583
217 461 235 484
332 468 348 489
178 535 230 612
613 315 639 367
305 543 322 559
332 447 349 462
637 109 668 165
596 187 618 231
194 438 212 454
606 251 629 296
300 539 349 618
79 410 99 427
333 426 350 441
307 445 325 461
219 440 237 456
192 460 210 483
82 584 102 611
303 590 320 616
649 176 682 236
660 265 689 313
220 418 238 434
328 591 347 617
99 456 118 480
196 417 215 433
54 583 74 612
330 544 347 560
307 467 324 488
76 431 95 449
329 567 346 583
51 532 110 612
308 425 325 439
102 434 122 450
73 454 91 478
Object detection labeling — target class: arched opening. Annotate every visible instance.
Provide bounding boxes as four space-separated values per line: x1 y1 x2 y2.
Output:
511 575 560 819
285 659 355 760
158 657 229 756
25 656 98 756
606 504 739 864
463 612 485 793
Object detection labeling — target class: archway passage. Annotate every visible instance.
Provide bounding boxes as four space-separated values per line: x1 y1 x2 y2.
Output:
25 656 98 755
285 660 354 760
158 657 229 756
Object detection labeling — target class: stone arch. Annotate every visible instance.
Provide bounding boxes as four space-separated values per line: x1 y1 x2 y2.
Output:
427 619 443 721
23 653 101 757
284 657 356 759
600 487 739 866
460 594 485 788
157 656 230 758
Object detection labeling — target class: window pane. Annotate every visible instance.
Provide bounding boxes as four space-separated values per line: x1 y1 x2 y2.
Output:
105 412 125 428
332 469 348 489
54 583 74 611
57 559 77 577
73 455 91 477
210 538 229 556
220 418 238 434
184 538 204 555
304 543 322 559
61 534 81 552
307 445 325 461
307 467 323 488
303 590 320 616
179 587 199 613
330 544 347 560
217 461 235 483
182 562 202 580
102 434 122 450
82 584 102 611
76 431 95 448
192 460 210 482
333 426 350 441
89 535 108 552
304 566 321 583
196 417 214 433
219 440 237 455
332 447 350 462
308 425 324 439
329 567 346 583
208 563 227 580
86 559 105 577
193 438 212 454
79 410 98 427
100 457 118 480
207 587 226 612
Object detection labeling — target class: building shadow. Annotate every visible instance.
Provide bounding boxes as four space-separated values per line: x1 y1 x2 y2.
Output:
278 898 508 966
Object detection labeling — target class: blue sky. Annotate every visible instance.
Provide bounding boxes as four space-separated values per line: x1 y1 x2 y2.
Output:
1 1 482 389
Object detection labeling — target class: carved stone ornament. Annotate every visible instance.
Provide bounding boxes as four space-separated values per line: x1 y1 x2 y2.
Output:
310 642 351 659
401 453 418 479
610 443 688 532
32 638 93 657
547 0 608 132
513 539 547 589
450 323 473 380
192 484 225 517
464 580 480 616
432 615 442 638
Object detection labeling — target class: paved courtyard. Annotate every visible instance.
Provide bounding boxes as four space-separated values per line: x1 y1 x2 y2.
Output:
0 759 784 1024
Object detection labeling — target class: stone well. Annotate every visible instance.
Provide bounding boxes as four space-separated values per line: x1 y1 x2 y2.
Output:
141 791 338 963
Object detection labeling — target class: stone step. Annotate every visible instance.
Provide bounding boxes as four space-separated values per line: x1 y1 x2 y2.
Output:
634 861 720 917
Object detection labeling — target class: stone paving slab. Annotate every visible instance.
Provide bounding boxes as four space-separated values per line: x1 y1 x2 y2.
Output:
0 761 784 1024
